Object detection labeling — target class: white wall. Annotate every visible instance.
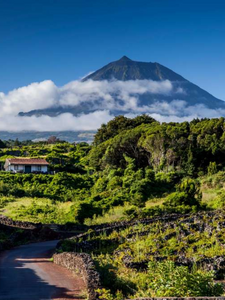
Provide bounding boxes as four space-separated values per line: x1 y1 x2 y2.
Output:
41 166 48 172
7 165 24 172
6 164 48 173
31 165 48 172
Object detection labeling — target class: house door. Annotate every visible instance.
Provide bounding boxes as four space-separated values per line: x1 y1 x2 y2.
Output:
25 165 31 173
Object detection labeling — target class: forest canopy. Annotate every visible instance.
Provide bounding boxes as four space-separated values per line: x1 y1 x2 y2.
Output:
90 116 225 174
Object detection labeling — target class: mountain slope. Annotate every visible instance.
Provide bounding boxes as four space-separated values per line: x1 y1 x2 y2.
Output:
83 56 224 108
83 56 186 81
19 56 225 117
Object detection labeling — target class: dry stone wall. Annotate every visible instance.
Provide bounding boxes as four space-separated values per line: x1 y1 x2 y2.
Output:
53 252 101 300
0 215 41 229
0 218 59 252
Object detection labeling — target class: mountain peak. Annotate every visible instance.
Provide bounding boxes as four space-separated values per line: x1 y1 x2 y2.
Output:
83 56 186 82
118 56 132 62
21 57 225 118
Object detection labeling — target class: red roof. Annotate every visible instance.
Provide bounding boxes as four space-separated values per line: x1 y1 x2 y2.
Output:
7 158 49 165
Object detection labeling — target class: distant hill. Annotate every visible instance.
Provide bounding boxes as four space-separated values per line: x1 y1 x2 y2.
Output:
19 56 225 117
0 131 95 143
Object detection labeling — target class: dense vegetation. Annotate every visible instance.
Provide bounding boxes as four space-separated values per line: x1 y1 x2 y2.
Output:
2 115 225 297
61 210 225 298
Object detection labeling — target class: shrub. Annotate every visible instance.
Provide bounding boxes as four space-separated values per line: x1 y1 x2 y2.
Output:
210 190 225 209
76 201 101 223
143 261 223 297
165 191 193 207
165 178 201 209
208 162 217 175
96 288 123 300
124 206 139 219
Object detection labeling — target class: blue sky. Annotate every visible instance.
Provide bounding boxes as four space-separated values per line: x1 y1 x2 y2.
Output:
0 0 225 99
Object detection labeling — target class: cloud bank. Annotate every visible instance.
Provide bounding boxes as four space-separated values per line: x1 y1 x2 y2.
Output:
0 79 224 131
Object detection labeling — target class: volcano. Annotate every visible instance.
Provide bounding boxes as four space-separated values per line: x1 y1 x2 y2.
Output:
19 56 225 117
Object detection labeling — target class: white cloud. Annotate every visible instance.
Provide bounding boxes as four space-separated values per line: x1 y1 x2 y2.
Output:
0 111 113 132
0 80 58 117
59 79 173 109
0 78 225 132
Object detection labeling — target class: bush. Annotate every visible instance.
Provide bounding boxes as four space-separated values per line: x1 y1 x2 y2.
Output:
76 201 101 223
165 178 202 209
124 206 139 219
210 190 225 209
139 205 164 217
96 288 123 300
135 261 223 297
165 191 190 207
208 162 217 175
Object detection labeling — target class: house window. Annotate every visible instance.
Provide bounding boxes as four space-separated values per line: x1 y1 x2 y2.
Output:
14 165 18 170
37 165 41 171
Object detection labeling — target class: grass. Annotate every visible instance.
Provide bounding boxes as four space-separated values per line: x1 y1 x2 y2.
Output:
85 212 225 299
84 197 166 226
202 190 218 204
145 196 165 207
1 197 75 224
84 204 132 225
0 196 16 210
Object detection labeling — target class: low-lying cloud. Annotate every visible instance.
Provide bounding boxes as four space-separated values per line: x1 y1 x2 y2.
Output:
0 78 224 132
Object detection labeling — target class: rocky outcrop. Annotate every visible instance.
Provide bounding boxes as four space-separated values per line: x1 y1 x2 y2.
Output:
53 252 101 300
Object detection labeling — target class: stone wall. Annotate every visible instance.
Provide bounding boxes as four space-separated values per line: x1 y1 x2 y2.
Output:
53 252 101 300
0 221 59 252
121 254 225 280
0 215 41 229
57 210 225 299
61 213 190 252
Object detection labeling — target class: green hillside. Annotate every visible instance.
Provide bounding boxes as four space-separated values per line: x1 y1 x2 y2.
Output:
2 115 225 297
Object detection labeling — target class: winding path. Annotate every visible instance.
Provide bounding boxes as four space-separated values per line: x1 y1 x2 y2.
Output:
0 240 86 300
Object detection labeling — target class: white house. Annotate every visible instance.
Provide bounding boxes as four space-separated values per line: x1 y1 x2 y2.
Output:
4 158 49 173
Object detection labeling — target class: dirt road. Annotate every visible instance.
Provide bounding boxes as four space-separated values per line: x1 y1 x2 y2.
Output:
0 240 86 300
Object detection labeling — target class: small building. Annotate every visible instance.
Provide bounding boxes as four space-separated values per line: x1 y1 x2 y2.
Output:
4 158 49 173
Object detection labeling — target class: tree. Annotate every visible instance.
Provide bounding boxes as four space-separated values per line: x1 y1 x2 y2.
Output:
93 115 156 145
0 139 6 149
